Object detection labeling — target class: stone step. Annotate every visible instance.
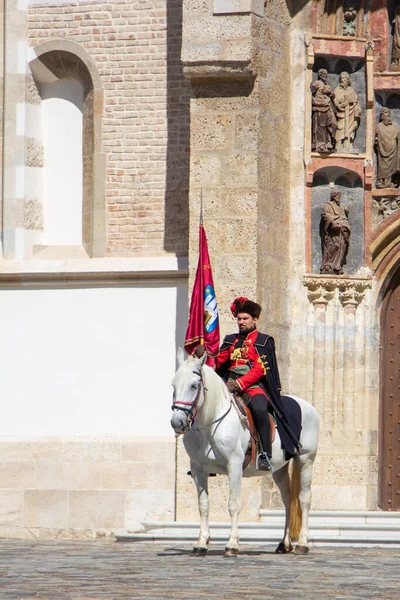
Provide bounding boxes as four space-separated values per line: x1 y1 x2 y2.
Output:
115 510 400 547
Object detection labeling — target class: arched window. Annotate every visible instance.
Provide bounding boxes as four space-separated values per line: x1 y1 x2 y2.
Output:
29 42 105 258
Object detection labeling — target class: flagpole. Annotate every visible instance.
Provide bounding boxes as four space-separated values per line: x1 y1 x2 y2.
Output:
200 188 204 345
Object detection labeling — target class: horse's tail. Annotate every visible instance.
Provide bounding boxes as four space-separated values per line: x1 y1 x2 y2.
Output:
289 458 302 541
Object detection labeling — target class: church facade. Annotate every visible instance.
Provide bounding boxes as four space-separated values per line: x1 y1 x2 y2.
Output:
0 0 399 537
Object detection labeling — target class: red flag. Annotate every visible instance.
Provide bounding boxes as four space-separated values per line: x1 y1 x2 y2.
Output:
184 223 220 359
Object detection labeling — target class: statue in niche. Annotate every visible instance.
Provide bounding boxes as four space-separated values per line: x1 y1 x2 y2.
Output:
392 4 400 67
375 107 400 189
320 189 351 275
343 2 357 36
311 68 337 153
333 71 361 153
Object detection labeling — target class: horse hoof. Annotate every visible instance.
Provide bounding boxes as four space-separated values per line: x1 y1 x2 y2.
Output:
223 547 239 557
294 545 309 555
191 547 208 556
275 542 293 554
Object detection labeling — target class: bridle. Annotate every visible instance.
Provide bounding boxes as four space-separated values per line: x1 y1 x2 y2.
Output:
171 369 205 429
171 368 232 432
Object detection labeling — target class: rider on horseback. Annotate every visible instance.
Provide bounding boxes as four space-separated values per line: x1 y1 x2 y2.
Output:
196 297 291 472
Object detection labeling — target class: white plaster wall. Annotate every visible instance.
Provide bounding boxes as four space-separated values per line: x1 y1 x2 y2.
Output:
41 79 83 246
0 283 187 436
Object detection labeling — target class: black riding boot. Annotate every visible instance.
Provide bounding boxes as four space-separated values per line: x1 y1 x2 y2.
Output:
258 426 272 458
248 394 273 471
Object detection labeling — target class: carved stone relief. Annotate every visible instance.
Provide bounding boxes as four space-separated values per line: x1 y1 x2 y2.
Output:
333 71 361 154
374 107 400 189
312 174 364 275
343 0 358 36
312 59 366 155
311 69 336 153
304 275 372 308
319 0 364 37
392 4 400 68
320 188 351 275
372 194 400 224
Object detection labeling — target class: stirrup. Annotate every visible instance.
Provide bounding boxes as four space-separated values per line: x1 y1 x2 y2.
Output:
256 452 274 472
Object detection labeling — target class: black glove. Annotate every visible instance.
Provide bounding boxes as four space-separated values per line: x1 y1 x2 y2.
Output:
226 381 240 394
194 344 206 358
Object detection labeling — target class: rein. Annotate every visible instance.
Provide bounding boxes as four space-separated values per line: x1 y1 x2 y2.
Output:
191 401 232 432
172 368 232 432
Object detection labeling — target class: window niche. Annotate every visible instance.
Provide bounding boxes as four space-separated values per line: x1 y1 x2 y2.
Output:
29 44 105 258
312 57 366 155
311 167 364 274
319 0 366 37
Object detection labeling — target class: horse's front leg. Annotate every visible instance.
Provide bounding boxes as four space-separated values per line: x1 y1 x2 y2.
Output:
191 464 210 556
224 460 243 557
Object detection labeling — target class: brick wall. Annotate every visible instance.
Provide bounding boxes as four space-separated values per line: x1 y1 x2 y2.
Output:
28 0 190 257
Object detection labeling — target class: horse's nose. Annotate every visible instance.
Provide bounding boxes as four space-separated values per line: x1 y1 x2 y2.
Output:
171 411 187 433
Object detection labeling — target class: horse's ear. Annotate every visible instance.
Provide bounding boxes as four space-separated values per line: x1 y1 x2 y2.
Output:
177 347 186 367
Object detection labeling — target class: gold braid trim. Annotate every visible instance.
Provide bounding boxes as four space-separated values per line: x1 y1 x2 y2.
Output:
257 353 270 376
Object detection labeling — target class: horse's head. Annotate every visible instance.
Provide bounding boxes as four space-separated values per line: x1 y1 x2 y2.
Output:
170 348 208 435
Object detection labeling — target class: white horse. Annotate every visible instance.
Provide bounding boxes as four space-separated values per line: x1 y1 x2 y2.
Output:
171 349 319 557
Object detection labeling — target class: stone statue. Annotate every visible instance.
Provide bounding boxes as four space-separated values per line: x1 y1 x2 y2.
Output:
375 107 400 189
320 189 351 275
392 4 400 67
333 71 361 153
311 68 337 153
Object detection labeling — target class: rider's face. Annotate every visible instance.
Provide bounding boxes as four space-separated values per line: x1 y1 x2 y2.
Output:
237 312 258 334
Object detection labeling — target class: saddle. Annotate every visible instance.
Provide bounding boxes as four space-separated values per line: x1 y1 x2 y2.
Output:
232 394 276 471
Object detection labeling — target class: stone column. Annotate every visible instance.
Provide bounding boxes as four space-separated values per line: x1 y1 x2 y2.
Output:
340 290 358 428
304 279 335 425
304 276 373 431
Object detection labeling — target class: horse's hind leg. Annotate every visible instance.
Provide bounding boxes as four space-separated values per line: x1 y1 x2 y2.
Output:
224 461 243 557
272 463 293 554
293 452 315 555
191 466 210 556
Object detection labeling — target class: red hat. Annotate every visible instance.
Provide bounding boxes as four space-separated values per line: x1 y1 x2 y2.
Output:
230 297 261 318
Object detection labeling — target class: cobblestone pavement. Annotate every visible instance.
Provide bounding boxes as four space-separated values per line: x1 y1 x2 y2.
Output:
0 540 398 600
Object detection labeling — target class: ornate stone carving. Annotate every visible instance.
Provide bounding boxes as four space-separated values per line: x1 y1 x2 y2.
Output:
392 5 400 67
374 107 400 189
304 275 372 308
311 69 337 153
320 189 351 275
333 72 361 153
343 1 358 36
373 194 400 223
303 277 336 304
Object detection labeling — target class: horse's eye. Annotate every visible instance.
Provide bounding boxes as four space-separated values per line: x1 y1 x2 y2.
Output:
191 383 197 390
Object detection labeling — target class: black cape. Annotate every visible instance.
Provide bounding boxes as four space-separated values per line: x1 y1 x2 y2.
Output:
216 331 301 459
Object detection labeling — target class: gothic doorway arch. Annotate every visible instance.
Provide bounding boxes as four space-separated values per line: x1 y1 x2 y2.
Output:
379 266 400 510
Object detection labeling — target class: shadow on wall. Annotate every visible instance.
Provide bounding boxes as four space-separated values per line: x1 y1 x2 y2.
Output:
164 0 190 256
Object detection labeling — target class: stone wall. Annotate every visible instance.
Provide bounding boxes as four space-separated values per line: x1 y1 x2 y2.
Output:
0 437 175 538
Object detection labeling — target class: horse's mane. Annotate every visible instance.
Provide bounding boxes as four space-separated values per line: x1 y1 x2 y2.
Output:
201 363 232 424
175 356 231 425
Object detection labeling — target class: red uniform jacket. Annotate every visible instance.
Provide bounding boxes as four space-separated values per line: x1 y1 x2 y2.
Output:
215 328 268 398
